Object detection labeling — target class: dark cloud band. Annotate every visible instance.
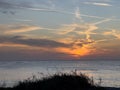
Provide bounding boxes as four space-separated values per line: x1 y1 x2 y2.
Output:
0 36 70 48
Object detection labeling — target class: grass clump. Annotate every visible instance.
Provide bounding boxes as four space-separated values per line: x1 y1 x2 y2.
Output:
12 73 105 90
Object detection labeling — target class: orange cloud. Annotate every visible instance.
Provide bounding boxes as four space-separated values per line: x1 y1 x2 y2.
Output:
103 29 120 39
0 24 41 35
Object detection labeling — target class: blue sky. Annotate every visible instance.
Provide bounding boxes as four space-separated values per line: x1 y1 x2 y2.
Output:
0 0 120 60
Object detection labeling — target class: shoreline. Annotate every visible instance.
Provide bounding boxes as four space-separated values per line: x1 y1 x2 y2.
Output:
105 87 120 90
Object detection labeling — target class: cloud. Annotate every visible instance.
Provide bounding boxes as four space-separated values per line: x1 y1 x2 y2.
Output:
72 39 95 47
84 2 112 6
93 18 112 25
0 0 36 14
26 6 120 22
0 33 119 60
74 7 83 22
14 19 32 22
0 0 15 9
0 35 98 59
0 0 16 14
0 45 79 61
26 7 106 19
0 0 117 23
0 34 95 49
57 24 80 35
103 29 120 39
83 24 98 42
0 24 41 34
0 0 56 14
0 0 35 9
55 23 98 57
56 19 114 55
0 36 70 48
58 23 98 42
55 42 96 58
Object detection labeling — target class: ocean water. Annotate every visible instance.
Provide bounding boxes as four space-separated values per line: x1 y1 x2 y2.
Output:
0 60 120 87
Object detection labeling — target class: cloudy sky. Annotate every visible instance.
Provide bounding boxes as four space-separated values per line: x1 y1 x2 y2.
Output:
0 0 120 60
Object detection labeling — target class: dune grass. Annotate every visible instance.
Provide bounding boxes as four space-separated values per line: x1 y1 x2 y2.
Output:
0 72 106 90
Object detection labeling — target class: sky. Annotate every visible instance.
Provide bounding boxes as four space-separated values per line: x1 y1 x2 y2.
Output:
0 0 120 61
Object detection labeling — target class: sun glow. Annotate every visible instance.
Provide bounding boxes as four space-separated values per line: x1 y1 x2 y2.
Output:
56 45 95 58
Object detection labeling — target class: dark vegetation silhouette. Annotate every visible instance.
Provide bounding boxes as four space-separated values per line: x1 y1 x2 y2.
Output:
0 72 106 90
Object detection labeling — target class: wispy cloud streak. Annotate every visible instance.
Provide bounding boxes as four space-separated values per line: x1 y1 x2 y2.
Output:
74 7 83 22
103 29 120 39
93 18 112 25
0 24 41 34
84 2 112 6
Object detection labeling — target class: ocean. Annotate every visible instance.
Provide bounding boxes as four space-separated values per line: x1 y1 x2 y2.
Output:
0 60 120 87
